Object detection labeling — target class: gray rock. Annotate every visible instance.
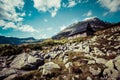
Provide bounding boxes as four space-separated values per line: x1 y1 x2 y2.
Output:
63 56 69 64
84 45 90 53
93 47 105 56
89 66 101 76
87 60 95 64
65 62 73 69
39 62 60 76
115 59 120 71
94 57 107 64
87 76 92 80
10 52 44 70
4 74 18 80
105 60 114 68
0 68 28 79
103 68 118 79
0 68 18 78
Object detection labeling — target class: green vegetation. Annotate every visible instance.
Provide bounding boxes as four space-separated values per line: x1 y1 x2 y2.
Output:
0 44 23 56
0 37 87 56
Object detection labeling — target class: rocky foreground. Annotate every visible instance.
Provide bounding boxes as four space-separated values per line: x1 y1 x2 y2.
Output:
0 25 120 80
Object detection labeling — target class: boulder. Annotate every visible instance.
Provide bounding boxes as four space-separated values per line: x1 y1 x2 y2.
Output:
87 76 92 80
0 68 18 78
10 52 44 70
89 66 101 76
39 62 61 76
0 68 28 79
87 60 95 64
103 68 118 79
94 58 107 64
105 60 114 68
4 74 18 80
115 59 120 71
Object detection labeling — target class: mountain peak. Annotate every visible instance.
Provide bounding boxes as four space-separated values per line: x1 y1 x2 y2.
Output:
52 18 111 39
83 17 100 21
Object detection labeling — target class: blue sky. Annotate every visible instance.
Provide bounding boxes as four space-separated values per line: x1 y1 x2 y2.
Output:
0 0 120 39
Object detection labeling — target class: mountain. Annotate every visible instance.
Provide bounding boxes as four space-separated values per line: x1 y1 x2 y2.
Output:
0 36 36 45
0 21 120 80
52 17 111 39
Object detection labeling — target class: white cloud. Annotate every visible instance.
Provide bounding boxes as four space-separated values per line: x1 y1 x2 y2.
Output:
98 0 120 12
83 10 92 17
18 25 38 32
63 0 89 8
0 20 6 26
0 0 25 22
0 0 37 33
68 0 77 8
103 12 109 16
3 22 17 29
33 0 61 17
0 20 37 33
60 25 66 31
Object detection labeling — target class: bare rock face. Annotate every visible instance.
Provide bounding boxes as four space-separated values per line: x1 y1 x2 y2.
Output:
39 62 61 76
10 51 44 70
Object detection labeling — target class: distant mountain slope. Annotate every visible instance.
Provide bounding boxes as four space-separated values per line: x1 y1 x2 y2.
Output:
52 17 111 39
0 36 36 45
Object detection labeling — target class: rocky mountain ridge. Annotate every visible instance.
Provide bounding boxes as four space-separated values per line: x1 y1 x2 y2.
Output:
52 17 111 39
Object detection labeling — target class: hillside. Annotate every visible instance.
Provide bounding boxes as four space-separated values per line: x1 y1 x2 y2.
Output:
0 36 36 45
0 22 120 80
52 17 111 39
